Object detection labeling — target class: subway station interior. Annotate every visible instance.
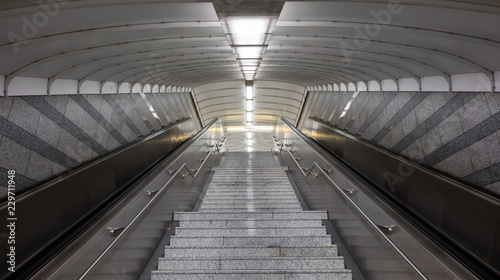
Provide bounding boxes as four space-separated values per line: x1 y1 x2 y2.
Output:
1 0 500 279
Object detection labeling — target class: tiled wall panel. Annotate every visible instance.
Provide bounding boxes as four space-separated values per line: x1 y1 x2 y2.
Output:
301 91 500 195
0 92 198 198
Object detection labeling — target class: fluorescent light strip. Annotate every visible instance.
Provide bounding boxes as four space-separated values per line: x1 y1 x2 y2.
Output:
234 46 263 59
228 18 269 45
246 86 253 99
246 100 253 111
246 112 253 122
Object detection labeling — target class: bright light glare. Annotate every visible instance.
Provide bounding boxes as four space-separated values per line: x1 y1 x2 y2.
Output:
246 86 253 99
339 91 359 118
240 59 260 66
242 66 258 71
244 74 254 81
226 126 274 132
229 18 269 45
253 126 274 131
247 139 253 146
246 100 253 111
246 112 253 122
246 122 253 126
235 46 263 59
246 132 253 138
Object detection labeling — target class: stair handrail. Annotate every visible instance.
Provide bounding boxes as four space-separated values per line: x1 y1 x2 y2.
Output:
273 133 428 280
78 126 226 279
182 136 227 178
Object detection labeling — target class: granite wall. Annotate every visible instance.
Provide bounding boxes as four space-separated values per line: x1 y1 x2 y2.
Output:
300 91 500 195
0 92 199 198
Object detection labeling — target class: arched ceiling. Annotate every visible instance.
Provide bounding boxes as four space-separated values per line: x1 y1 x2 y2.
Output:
1 0 500 140
0 2 239 90
262 1 500 90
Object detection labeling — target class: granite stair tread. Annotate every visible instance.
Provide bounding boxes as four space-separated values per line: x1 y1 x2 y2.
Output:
163 245 340 258
175 227 328 237
157 256 347 270
176 220 325 228
151 269 352 280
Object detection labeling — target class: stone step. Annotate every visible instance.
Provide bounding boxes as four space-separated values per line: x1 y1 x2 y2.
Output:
211 177 289 179
204 191 296 196
207 186 293 193
207 185 291 188
163 245 339 258
199 203 302 209
211 178 289 180
178 219 325 229
206 184 292 187
157 256 346 270
204 193 296 197
209 183 290 186
197 208 305 213
202 194 298 199
209 183 291 186
212 168 289 171
201 199 299 204
175 227 328 237
209 179 290 182
151 269 352 280
174 211 328 221
210 177 289 180
212 172 288 174
197 207 304 212
210 178 290 181
211 175 289 178
204 190 295 194
169 236 332 247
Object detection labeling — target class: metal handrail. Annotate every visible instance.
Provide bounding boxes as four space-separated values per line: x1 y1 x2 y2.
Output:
273 132 428 280
78 132 225 279
182 136 226 179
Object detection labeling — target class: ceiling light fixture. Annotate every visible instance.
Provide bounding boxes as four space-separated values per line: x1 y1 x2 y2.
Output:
246 100 253 111
228 18 269 45
234 46 264 59
246 112 253 122
225 17 274 81
246 86 253 99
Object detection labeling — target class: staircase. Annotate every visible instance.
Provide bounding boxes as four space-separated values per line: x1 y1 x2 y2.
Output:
151 152 352 279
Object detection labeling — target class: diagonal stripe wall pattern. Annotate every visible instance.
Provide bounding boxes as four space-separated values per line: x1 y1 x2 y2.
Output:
299 91 500 194
0 92 200 198
152 152 352 279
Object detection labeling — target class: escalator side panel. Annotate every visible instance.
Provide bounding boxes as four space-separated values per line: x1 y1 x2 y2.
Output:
301 117 500 278
0 119 196 279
